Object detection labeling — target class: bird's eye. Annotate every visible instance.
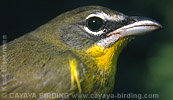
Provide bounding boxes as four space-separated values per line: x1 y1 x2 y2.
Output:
86 17 105 32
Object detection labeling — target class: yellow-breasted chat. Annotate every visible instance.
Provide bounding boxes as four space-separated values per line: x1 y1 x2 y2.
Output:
0 6 162 100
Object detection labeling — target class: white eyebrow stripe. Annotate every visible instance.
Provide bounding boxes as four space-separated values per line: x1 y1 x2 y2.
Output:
86 12 108 21
86 12 125 21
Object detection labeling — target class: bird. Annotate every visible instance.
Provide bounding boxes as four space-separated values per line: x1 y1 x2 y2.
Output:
0 6 162 100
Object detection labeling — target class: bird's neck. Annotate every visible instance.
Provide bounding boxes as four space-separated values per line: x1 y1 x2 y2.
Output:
86 44 117 71
82 38 129 94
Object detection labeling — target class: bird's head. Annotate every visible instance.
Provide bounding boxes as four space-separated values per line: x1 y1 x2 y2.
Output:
50 6 161 59
40 6 162 62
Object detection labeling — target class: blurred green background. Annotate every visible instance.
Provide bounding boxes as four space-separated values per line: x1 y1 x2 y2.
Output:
1 0 173 100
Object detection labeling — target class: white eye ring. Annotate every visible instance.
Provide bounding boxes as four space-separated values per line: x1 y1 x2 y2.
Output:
84 26 105 36
84 13 106 36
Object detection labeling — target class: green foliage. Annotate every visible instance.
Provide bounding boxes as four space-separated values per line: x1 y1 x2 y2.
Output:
147 43 173 100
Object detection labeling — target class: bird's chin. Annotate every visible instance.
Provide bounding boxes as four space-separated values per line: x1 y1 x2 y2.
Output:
96 34 132 48
97 34 120 48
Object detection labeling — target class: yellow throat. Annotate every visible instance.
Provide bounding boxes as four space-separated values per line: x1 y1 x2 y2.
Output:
86 38 129 71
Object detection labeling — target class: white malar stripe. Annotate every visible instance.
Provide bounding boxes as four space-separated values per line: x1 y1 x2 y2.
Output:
97 34 120 48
